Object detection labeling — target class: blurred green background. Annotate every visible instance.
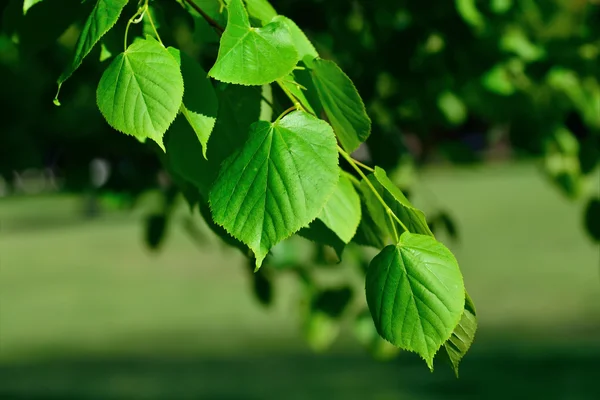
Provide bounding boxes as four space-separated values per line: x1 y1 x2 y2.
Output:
1 0 600 399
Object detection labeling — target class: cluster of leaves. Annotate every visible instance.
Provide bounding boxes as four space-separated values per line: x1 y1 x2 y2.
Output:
45 0 476 373
271 0 600 242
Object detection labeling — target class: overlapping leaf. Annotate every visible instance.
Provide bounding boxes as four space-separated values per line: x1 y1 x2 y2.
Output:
208 0 298 85
318 172 361 243
165 84 261 198
310 58 371 152
209 111 339 268
440 291 477 376
244 0 277 25
97 36 184 150
56 0 128 102
167 47 218 158
365 232 465 370
274 16 318 62
361 167 433 240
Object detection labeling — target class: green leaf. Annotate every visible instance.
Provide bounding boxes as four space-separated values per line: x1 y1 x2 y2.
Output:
352 178 387 249
365 232 465 370
298 219 345 260
362 167 433 239
441 291 477 376
209 111 339 269
165 84 261 197
167 47 218 159
244 0 277 25
208 0 298 86
318 172 361 243
56 0 128 102
23 0 43 14
96 36 184 150
274 16 318 62
585 198 600 242
281 73 317 115
310 58 371 152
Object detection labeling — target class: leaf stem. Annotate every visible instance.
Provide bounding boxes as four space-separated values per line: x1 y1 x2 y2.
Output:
275 106 297 123
353 158 374 172
125 2 148 51
145 5 163 45
181 0 225 34
338 145 409 235
276 79 311 114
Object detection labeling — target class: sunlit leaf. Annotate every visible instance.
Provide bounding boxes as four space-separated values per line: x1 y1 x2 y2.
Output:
209 111 339 268
318 172 361 243
208 0 298 85
366 232 465 370
244 0 277 25
97 36 184 150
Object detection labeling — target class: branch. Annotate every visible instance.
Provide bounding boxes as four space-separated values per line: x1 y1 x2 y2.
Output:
182 0 225 35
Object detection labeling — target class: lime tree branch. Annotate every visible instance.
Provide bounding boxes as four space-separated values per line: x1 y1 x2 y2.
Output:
181 0 225 34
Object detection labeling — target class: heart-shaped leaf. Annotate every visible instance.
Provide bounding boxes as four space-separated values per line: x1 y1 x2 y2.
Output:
366 232 465 370
208 0 298 85
97 36 184 150
209 111 339 268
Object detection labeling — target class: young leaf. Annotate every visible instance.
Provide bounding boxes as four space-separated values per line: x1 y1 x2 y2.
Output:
362 167 433 238
274 16 318 62
440 291 477 376
56 0 128 101
365 232 465 370
167 47 218 159
208 0 298 86
310 58 371 152
96 36 184 150
318 172 361 244
209 111 339 269
244 0 277 25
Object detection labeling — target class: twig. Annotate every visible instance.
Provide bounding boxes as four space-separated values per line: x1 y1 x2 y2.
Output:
182 0 225 34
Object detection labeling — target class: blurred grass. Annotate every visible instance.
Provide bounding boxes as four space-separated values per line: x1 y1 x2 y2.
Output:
0 162 599 399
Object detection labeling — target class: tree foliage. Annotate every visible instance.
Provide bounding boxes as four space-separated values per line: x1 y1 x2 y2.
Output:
1 0 599 374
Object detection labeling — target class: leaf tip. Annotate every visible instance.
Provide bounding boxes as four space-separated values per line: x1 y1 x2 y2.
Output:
54 83 62 106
